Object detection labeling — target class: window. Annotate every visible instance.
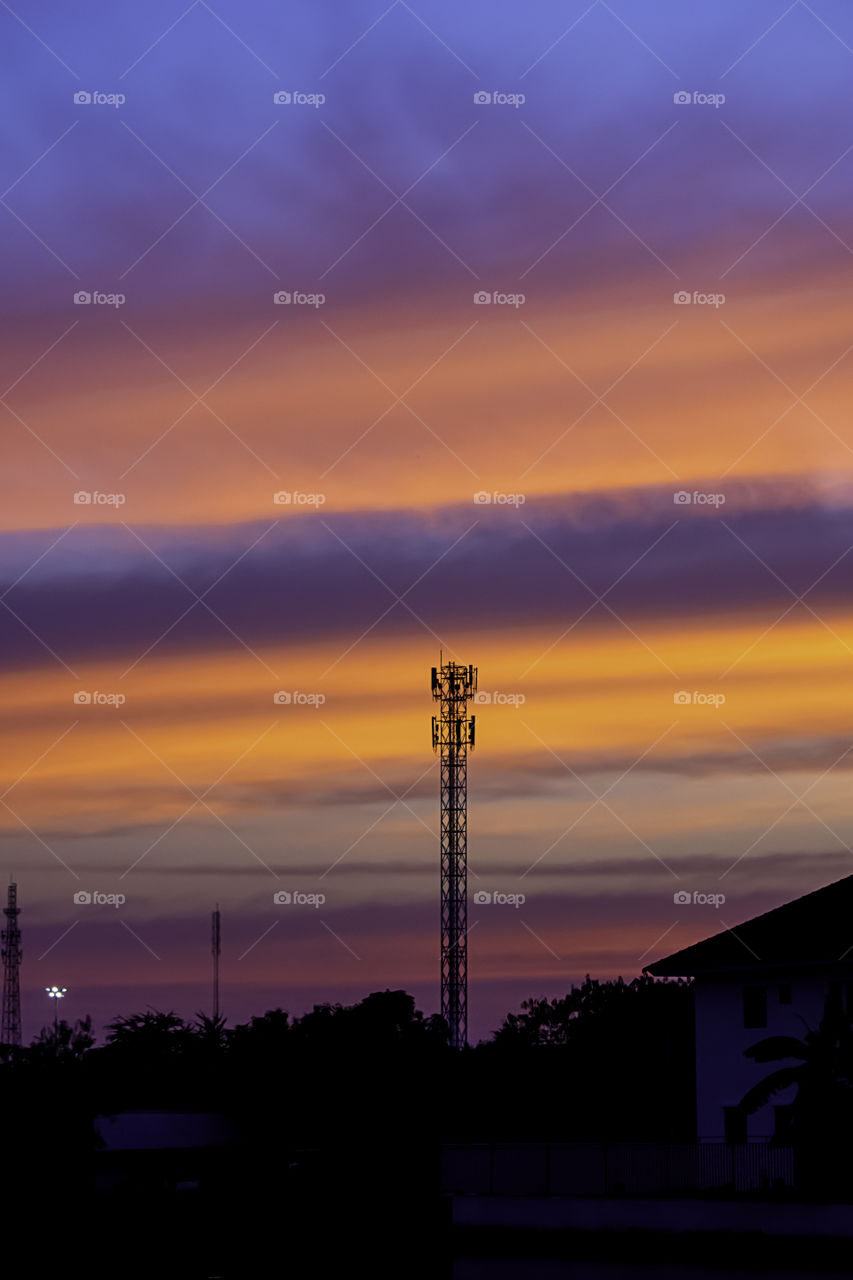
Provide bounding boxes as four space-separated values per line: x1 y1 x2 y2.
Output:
724 1106 747 1145
778 983 792 1005
743 986 767 1029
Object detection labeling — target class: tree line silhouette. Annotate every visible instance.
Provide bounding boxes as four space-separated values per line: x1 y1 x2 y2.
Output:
6 977 853 1273
9 975 853 1155
3 978 695 1142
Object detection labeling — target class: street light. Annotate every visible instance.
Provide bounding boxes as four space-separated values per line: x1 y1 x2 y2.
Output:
46 985 67 1032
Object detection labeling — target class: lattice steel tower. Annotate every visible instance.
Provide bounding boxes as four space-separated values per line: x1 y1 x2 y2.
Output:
432 655 477 1050
1 881 22 1047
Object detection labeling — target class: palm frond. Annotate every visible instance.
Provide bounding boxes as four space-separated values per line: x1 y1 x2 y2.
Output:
739 1065 801 1115
744 1035 808 1063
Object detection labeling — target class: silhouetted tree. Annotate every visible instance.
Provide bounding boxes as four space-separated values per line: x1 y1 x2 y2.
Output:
290 988 445 1051
28 1015 95 1063
483 976 694 1141
105 1009 191 1054
227 1007 290 1066
492 974 691 1047
192 1011 228 1051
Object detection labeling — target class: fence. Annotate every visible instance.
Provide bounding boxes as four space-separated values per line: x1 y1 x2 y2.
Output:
441 1141 795 1196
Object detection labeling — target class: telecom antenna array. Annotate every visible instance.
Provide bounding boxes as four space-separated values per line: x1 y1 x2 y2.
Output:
431 655 477 1050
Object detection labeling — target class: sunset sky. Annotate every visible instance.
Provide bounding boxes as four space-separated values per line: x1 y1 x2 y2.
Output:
3 0 853 1041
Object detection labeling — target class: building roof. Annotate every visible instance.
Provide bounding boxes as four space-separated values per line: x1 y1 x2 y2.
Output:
644 874 853 976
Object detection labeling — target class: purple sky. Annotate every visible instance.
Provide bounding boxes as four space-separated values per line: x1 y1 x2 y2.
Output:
4 1 853 1043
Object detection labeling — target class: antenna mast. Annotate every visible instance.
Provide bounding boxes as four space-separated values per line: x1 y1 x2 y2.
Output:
211 904 221 1021
1 882 22 1047
431 656 477 1050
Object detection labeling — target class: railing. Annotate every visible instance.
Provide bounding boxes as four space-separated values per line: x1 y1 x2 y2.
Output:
441 1141 795 1196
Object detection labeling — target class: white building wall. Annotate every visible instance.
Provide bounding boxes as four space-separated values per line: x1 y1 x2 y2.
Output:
694 973 833 1140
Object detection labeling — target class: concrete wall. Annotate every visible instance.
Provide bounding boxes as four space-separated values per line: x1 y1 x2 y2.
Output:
694 973 834 1139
